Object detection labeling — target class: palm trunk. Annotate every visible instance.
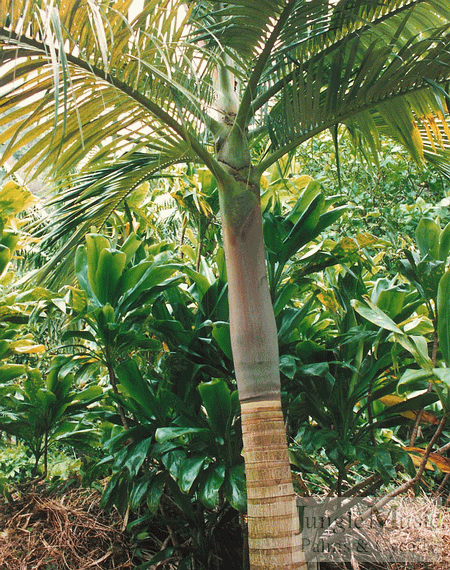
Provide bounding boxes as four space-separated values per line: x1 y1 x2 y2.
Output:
213 49 305 566
218 174 305 569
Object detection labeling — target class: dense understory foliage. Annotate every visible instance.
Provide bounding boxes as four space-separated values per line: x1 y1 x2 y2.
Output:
1 136 450 568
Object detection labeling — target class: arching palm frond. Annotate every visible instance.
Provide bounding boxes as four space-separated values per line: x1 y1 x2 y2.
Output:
0 0 219 182
251 1 450 171
29 148 195 287
189 0 288 59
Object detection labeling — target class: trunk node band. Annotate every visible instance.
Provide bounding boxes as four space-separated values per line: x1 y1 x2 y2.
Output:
241 400 307 569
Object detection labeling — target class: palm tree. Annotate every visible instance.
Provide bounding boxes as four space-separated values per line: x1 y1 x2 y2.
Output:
2 1 450 568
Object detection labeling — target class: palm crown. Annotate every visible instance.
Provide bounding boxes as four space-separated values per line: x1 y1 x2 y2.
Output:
2 0 450 279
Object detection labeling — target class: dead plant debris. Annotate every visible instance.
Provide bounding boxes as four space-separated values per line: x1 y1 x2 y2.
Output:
0 486 135 570
2 486 450 569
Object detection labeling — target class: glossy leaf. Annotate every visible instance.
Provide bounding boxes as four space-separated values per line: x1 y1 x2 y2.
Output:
116 360 157 420
124 437 153 477
397 369 433 394
0 245 10 275
118 264 181 312
147 472 166 514
211 321 232 359
416 259 445 300
155 427 211 443
178 456 206 494
352 299 402 334
94 248 127 305
282 194 324 261
415 218 440 259
223 463 246 512
198 463 226 509
85 234 110 296
129 478 150 511
439 221 450 261
198 379 232 439
438 270 450 366
120 232 142 264
0 364 26 382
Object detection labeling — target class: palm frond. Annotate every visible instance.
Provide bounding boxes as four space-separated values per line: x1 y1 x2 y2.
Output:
256 3 450 171
0 0 220 181
29 150 190 287
189 0 287 59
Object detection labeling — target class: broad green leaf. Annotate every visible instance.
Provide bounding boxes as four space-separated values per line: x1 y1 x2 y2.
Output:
72 385 103 402
223 463 246 512
433 368 450 385
36 388 57 409
277 297 315 345
124 437 153 477
0 340 10 359
416 259 445 300
0 364 27 382
85 234 110 294
273 282 299 317
373 447 396 483
198 463 226 509
0 230 20 252
439 222 450 261
184 267 212 301
61 330 97 343
178 456 206 494
161 450 186 479
415 218 440 259
375 287 406 320
0 245 10 274
397 369 433 394
314 205 352 237
129 478 150 511
155 427 211 443
211 322 232 360
147 472 166 514
279 354 298 379
392 331 432 372
351 299 402 333
198 379 231 439
75 246 97 303
438 270 450 366
282 194 324 261
116 260 153 297
286 181 322 224
119 264 181 312
121 232 142 264
116 360 157 419
94 248 127 305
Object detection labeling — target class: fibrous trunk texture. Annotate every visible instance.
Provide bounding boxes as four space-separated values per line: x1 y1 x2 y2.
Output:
242 400 305 569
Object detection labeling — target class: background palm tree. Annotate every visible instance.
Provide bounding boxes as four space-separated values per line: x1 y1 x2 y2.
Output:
3 1 450 568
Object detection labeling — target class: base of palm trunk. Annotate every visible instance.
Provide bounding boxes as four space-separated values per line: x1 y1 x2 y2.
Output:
241 400 306 569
